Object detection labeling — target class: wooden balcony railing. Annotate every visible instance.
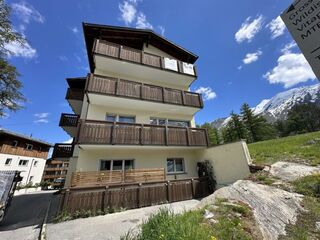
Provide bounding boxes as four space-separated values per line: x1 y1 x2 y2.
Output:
76 120 209 147
86 74 203 108
71 168 165 187
59 113 79 127
52 144 74 158
66 88 85 101
94 39 197 77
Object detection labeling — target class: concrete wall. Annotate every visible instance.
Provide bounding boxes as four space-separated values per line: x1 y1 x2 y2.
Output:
85 104 195 127
197 141 251 188
0 153 46 185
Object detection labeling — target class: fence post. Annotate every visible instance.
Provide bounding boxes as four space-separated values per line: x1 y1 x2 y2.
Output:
191 179 195 198
63 189 70 212
166 181 171 203
137 183 142 208
102 186 109 211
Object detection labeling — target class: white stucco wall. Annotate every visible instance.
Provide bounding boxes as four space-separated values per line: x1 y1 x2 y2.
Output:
197 141 251 188
64 147 201 187
143 44 174 59
0 153 46 185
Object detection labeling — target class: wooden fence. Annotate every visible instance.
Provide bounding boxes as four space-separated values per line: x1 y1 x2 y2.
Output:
59 177 211 214
71 168 165 187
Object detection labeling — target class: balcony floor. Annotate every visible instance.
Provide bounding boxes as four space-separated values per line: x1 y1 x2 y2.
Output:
78 144 206 150
87 93 201 116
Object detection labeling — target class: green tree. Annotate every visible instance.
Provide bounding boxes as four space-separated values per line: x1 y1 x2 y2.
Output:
0 0 26 116
240 103 276 142
286 103 320 134
200 122 220 145
229 111 247 140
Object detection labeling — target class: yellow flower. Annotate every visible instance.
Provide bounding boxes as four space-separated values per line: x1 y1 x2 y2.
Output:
210 236 217 240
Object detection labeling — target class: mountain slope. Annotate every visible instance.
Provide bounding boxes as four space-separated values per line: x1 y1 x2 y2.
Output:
211 83 320 128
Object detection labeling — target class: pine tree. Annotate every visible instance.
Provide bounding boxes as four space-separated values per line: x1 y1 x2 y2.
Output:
201 122 220 145
229 111 247 140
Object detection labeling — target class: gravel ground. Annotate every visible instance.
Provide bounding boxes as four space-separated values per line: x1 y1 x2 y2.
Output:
47 199 200 240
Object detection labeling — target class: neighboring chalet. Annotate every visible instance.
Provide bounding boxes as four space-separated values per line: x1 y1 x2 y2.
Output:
0 129 51 185
42 158 69 188
53 23 251 189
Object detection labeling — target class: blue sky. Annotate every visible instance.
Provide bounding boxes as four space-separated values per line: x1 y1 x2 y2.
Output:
1 0 318 144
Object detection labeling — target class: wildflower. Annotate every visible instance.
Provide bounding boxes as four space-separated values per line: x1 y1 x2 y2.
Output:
210 236 217 240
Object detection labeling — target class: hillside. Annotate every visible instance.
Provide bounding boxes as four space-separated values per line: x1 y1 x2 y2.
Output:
248 131 320 165
211 83 320 129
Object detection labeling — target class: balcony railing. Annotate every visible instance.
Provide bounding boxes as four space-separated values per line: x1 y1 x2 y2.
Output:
59 113 79 127
76 120 208 147
86 74 203 108
94 39 197 77
66 88 85 101
52 144 74 158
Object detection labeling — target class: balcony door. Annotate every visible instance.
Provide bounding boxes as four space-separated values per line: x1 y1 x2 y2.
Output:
100 159 134 171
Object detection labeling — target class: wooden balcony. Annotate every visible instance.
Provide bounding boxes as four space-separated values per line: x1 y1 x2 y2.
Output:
52 144 74 158
86 74 203 108
76 120 209 147
94 39 197 77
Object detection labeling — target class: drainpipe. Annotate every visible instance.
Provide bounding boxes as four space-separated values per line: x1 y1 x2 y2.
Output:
26 159 35 185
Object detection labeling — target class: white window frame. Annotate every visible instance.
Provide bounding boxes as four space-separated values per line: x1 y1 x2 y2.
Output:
25 144 33 151
12 140 18 147
99 159 135 171
166 158 185 174
150 117 190 127
105 113 136 123
19 159 29 166
5 158 12 166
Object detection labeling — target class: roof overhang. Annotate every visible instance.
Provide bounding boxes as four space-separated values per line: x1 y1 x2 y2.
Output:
83 23 199 73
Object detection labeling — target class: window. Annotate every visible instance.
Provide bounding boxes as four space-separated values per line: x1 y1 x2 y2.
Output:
106 114 116 122
106 114 135 123
38 146 42 152
25 144 33 151
150 118 190 127
34 161 38 167
19 159 29 166
29 176 34 183
100 159 134 171
12 141 18 147
167 158 185 173
5 158 12 166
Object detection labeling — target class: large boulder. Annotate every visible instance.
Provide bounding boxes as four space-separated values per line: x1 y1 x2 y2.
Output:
269 161 320 181
197 180 304 240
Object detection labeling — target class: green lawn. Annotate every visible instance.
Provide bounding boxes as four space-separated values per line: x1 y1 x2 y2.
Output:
248 131 320 165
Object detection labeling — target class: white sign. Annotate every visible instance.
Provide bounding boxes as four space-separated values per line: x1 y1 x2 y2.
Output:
164 58 178 72
182 62 195 75
281 0 320 80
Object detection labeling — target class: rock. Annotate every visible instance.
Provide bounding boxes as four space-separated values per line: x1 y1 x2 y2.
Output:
203 209 214 219
263 166 271 172
316 222 320 231
197 180 304 240
270 161 320 181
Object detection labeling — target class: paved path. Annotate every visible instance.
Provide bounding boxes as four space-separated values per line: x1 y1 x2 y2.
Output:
47 199 200 240
0 191 54 240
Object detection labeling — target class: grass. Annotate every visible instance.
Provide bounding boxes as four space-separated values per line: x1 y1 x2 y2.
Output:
121 199 262 240
292 174 320 198
248 131 320 165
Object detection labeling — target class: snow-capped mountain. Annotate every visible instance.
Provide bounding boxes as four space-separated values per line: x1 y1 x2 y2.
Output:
211 83 320 129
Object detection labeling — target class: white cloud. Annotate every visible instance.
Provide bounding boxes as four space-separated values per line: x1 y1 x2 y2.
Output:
267 16 286 39
195 87 217 101
119 1 137 25
281 41 297 54
235 15 264 43
34 112 50 118
243 50 262 64
71 27 79 34
5 40 37 59
158 25 165 35
34 118 49 123
264 43 316 88
11 1 45 24
136 12 153 29
59 55 68 61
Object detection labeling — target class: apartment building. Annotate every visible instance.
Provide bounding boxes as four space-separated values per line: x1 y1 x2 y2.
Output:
0 129 51 185
54 23 251 188
42 158 69 188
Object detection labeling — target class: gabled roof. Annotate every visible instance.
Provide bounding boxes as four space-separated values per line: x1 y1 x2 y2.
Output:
0 128 52 147
83 23 199 72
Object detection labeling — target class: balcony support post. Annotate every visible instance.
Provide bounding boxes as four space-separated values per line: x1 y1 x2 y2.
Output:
165 126 169 146
181 91 186 106
186 127 191 146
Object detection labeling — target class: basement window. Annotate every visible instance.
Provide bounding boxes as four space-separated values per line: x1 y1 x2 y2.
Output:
167 158 185 174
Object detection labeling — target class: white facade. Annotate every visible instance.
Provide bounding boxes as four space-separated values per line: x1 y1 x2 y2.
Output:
0 153 46 185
